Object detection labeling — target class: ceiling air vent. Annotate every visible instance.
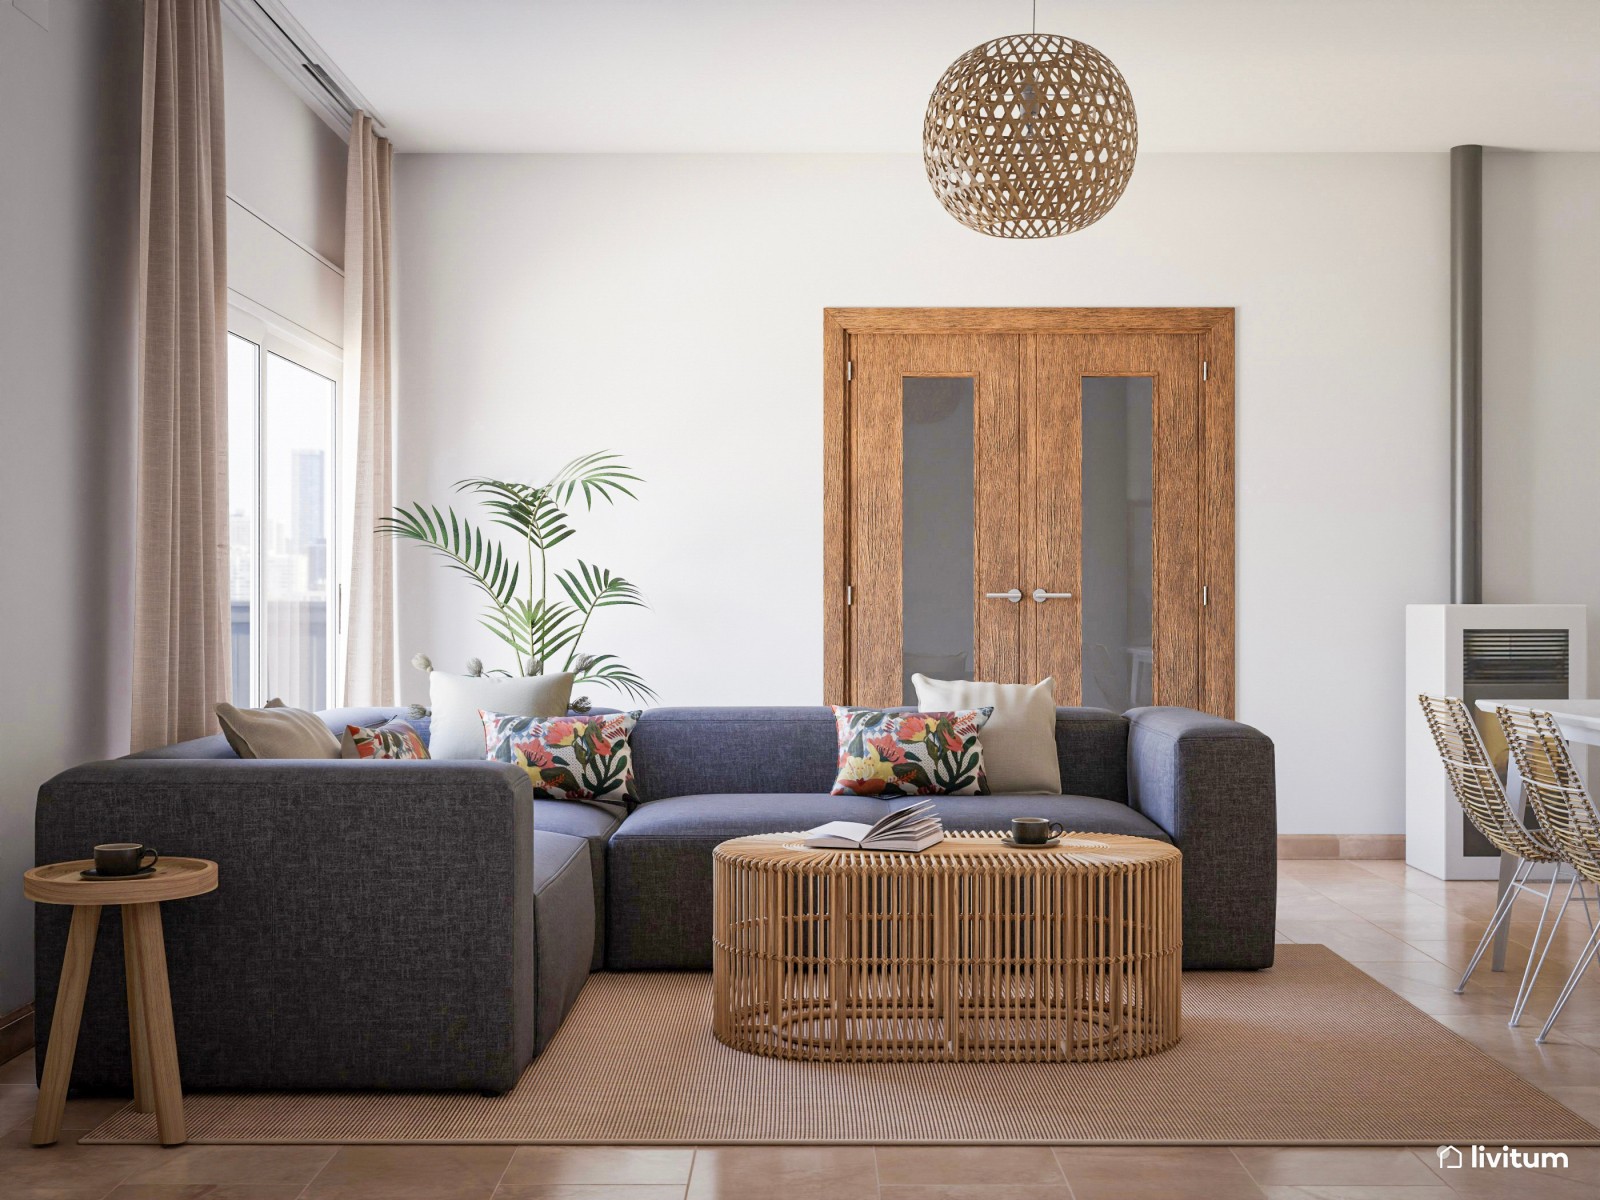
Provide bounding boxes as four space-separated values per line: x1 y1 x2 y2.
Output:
1462 628 1570 685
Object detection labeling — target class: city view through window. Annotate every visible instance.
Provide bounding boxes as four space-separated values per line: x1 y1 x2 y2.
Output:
227 331 337 710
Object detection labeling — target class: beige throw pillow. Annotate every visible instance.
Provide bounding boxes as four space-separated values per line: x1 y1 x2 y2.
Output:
911 676 1062 794
214 699 340 759
428 671 576 760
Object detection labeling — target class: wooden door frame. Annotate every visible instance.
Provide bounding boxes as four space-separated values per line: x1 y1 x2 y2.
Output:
822 306 1236 717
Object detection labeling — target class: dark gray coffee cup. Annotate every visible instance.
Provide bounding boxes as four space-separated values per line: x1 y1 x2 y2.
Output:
94 843 159 876
1011 818 1065 845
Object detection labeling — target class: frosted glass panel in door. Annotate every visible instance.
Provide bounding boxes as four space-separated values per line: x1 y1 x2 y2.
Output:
902 377 975 702
1081 377 1153 711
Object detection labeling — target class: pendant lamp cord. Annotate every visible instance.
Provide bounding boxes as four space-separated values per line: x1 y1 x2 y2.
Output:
1032 0 1037 33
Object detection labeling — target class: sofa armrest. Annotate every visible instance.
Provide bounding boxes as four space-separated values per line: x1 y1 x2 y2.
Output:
34 759 536 1092
1126 707 1277 969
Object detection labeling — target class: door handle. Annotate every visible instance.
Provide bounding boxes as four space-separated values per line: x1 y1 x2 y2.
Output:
985 589 1023 604
1032 588 1074 603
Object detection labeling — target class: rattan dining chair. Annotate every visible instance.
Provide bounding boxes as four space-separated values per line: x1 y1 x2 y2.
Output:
1495 705 1600 1043
1417 695 1590 1024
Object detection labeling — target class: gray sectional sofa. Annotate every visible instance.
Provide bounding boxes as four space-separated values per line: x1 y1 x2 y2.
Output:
35 703 1276 1093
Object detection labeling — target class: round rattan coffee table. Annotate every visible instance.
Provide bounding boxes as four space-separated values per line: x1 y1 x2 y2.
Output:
712 831 1181 1062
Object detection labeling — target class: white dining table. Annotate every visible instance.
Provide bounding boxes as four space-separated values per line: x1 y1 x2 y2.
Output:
1473 698 1600 970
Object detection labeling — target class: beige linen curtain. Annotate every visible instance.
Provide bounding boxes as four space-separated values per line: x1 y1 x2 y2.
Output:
341 112 396 705
131 0 230 751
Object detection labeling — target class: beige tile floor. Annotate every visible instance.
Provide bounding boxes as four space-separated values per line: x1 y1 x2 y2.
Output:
5 860 1600 1198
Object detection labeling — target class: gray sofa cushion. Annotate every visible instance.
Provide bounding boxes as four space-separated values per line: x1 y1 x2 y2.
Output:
612 792 887 842
630 708 841 801
627 705 1131 804
126 731 238 760
931 795 1172 841
531 831 594 1056
1052 708 1131 801
604 791 1170 970
533 800 623 969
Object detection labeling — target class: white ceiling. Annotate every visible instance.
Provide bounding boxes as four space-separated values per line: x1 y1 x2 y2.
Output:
286 0 1600 154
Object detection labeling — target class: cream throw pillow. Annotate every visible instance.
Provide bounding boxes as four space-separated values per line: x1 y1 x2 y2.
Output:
428 671 575 760
214 699 339 759
911 676 1062 794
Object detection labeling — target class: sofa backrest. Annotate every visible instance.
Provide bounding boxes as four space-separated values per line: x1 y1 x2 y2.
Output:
125 703 1132 803
629 706 1130 804
127 706 412 760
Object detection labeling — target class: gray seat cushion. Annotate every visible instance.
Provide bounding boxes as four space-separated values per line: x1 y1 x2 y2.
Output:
604 792 1165 970
530 831 594 1057
607 793 875 970
931 795 1172 841
533 800 623 969
613 792 888 841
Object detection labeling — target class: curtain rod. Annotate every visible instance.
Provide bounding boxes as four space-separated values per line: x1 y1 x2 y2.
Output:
222 0 385 136
247 0 379 128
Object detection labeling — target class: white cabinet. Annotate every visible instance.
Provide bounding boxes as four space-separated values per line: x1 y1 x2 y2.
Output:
1406 604 1586 880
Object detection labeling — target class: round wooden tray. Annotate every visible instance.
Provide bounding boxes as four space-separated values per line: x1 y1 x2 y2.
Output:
717 830 1181 871
24 857 218 906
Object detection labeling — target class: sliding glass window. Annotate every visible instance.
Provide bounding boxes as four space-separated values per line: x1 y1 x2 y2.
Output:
226 308 341 709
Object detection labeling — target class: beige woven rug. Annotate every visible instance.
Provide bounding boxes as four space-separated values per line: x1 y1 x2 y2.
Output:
83 945 1600 1146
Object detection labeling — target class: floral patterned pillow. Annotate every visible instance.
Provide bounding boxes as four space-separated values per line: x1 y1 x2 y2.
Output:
340 718 429 760
482 709 642 805
829 706 993 798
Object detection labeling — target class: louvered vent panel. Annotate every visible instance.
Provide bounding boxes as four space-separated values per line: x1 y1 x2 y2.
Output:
1463 629 1570 685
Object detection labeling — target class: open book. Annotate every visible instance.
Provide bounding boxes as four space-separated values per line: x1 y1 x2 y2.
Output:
803 800 945 852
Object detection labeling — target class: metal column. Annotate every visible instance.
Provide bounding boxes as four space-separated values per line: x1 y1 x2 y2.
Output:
1451 144 1483 604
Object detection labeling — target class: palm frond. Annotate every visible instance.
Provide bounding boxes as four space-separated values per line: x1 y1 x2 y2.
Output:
480 598 583 666
548 451 641 510
523 598 585 660
575 653 659 703
475 616 528 661
556 561 647 615
456 478 576 551
377 502 519 609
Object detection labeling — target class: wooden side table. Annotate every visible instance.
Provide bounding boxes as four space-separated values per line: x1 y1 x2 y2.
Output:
24 857 217 1146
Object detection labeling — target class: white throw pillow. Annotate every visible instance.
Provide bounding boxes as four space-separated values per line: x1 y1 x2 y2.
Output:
427 671 575 760
911 675 1062 795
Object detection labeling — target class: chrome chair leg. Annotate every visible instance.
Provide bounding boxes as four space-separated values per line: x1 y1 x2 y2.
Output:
1537 920 1600 1043
1511 870 1582 1026
1458 858 1533 994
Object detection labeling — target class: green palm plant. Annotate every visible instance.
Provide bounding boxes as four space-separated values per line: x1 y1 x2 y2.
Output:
379 451 656 703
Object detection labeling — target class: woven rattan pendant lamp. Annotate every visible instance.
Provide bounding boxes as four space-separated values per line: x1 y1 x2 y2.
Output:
923 4 1137 238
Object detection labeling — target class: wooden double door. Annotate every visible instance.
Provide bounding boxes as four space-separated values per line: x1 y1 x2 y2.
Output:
823 309 1234 716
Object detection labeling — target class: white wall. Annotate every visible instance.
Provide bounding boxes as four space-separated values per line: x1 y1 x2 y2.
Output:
1482 152 1600 698
395 151 1458 836
0 0 143 1015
